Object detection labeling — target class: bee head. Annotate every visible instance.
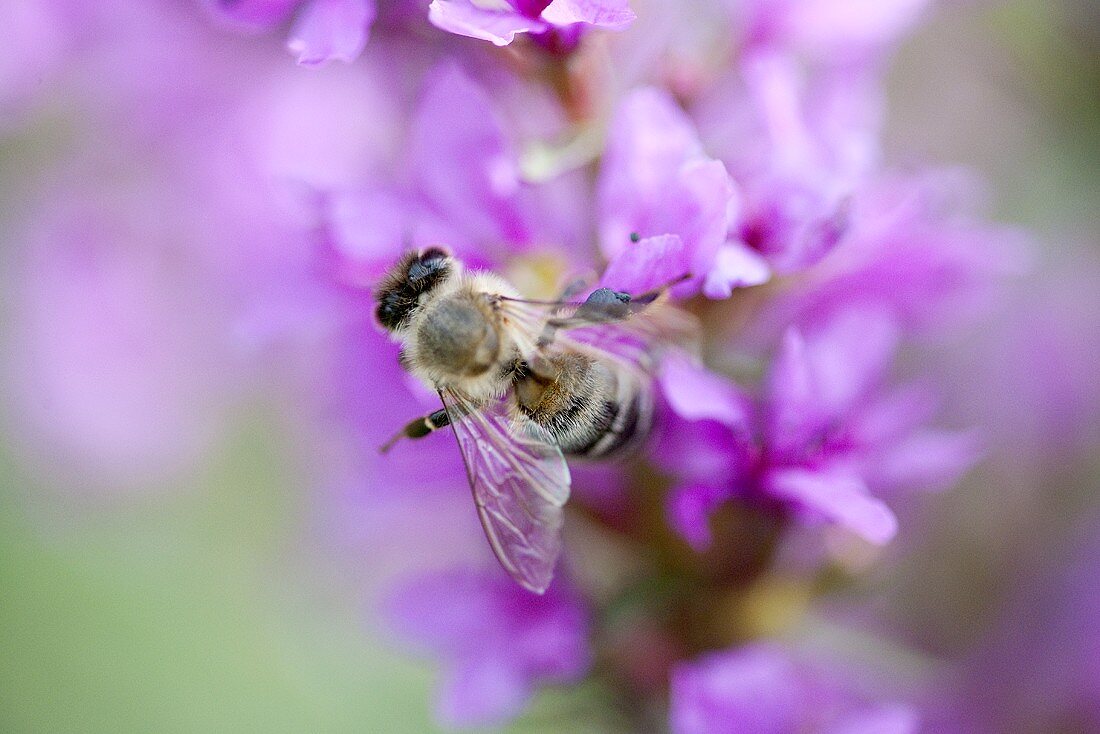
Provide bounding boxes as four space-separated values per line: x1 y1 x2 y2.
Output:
375 247 454 332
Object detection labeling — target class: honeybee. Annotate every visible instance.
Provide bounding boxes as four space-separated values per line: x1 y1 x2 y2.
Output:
375 247 693 593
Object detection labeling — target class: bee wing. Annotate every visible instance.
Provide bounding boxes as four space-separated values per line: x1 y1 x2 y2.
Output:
439 386 571 594
499 291 701 379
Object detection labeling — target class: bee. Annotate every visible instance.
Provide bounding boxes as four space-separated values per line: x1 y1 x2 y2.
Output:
375 247 693 593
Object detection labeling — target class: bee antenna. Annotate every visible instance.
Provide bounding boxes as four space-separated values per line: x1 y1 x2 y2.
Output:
379 430 404 454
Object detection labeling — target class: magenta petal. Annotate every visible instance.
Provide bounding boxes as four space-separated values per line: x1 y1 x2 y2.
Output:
768 468 898 544
437 656 530 728
780 0 931 54
384 570 498 655
409 64 527 245
667 482 729 551
870 429 983 492
660 354 751 429
205 0 298 29
804 308 898 417
675 158 738 276
540 0 636 29
702 242 771 298
823 705 920 734
599 87 705 259
671 644 919 734
600 234 686 293
765 328 820 447
327 188 414 277
742 51 815 171
287 0 374 67
385 567 590 727
654 418 748 488
428 0 546 45
670 645 803 734
598 87 737 283
848 384 937 447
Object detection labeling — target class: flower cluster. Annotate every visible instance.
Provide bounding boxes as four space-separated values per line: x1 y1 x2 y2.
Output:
671 643 918 734
6 0 1090 732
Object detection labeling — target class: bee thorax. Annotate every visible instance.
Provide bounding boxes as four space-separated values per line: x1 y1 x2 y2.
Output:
415 295 500 379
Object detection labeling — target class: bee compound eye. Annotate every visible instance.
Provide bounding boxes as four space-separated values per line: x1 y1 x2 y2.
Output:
376 293 407 331
406 248 452 288
419 247 448 262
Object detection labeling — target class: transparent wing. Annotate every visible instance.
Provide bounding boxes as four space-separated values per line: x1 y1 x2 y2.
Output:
497 288 700 380
439 386 571 594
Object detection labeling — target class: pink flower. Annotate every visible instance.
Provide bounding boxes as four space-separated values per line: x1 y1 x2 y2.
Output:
671 643 918 734
205 0 376 66
659 310 979 549
598 87 769 298
324 62 591 281
736 0 932 61
428 0 635 48
385 568 590 728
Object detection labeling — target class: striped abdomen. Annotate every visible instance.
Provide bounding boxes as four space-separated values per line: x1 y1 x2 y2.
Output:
513 352 652 459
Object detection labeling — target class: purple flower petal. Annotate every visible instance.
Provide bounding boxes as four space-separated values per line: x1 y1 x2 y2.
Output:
753 172 1030 335
702 241 771 298
326 188 411 276
869 429 983 492
653 417 749 488
767 468 898 544
287 0 375 67
778 0 931 56
804 308 898 418
670 644 803 734
674 159 739 278
255 61 399 192
204 0 299 29
765 328 821 449
672 644 920 734
428 0 547 46
764 311 898 451
600 234 687 293
408 64 529 245
846 384 937 447
659 354 751 429
540 0 636 29
385 568 590 728
437 655 530 728
824 705 920 734
599 87 708 259
598 88 738 291
385 569 501 655
667 482 730 551
512 0 554 17
696 52 874 275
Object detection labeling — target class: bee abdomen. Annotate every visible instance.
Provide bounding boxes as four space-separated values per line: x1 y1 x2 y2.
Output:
570 392 651 459
515 357 652 459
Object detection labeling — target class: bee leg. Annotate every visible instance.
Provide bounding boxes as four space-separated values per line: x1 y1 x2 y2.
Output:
379 408 451 453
